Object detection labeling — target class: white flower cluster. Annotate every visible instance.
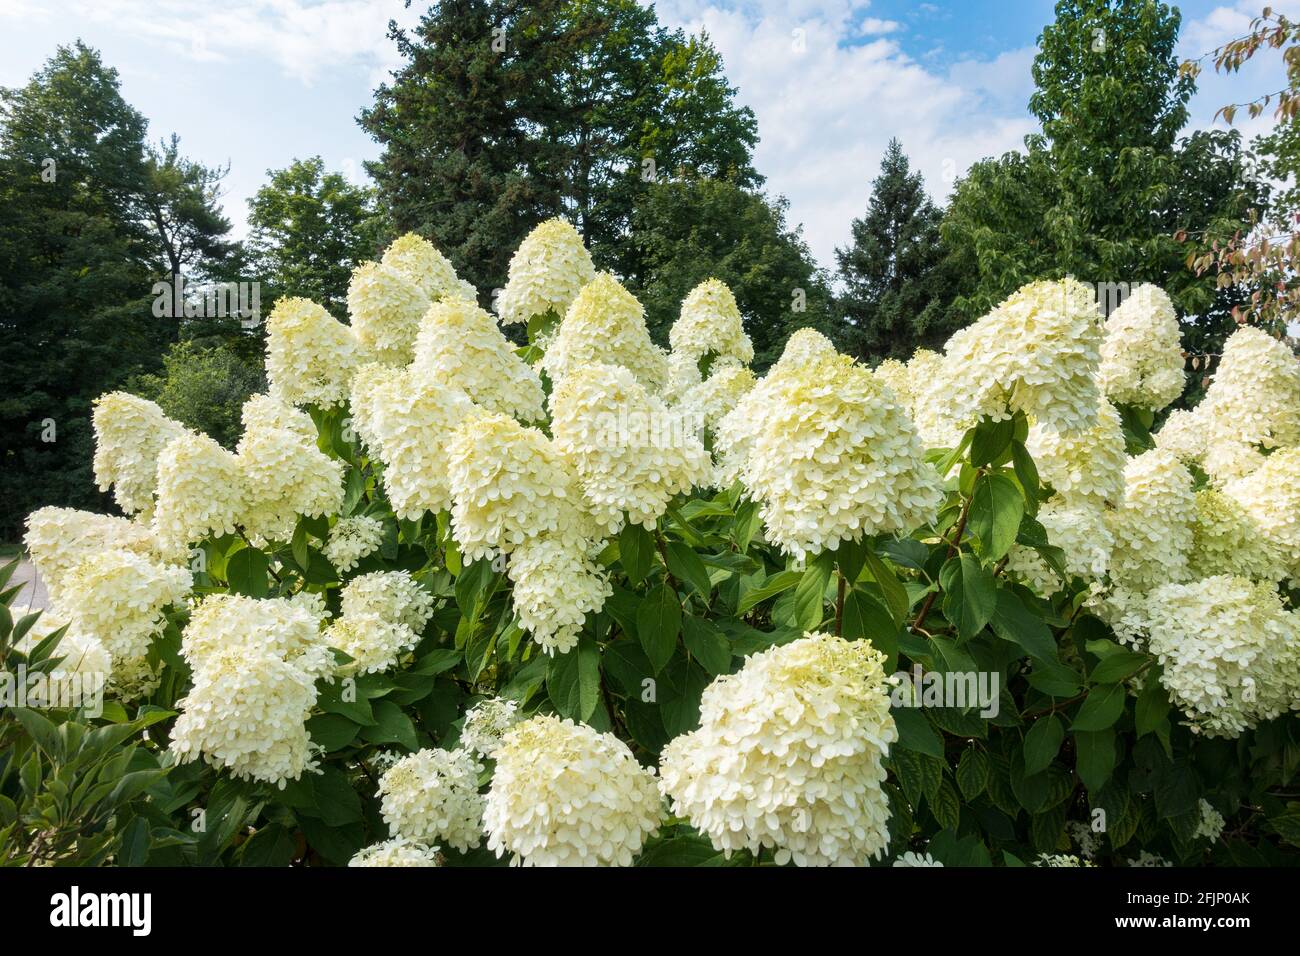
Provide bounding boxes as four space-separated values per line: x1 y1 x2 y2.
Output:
24 507 159 602
1033 853 1093 867
1106 449 1196 595
669 278 754 367
541 274 669 390
871 358 913 410
1097 284 1185 412
264 297 362 408
1144 575 1300 738
347 260 430 366
323 515 386 572
326 570 433 675
378 747 485 853
91 392 186 516
677 359 756 439
1189 488 1288 583
349 838 442 867
412 297 545 422
446 412 588 562
235 395 344 544
380 232 477 304
152 430 246 560
55 549 190 698
1153 407 1206 464
497 218 596 326
928 278 1104 435
659 632 898 866
1198 326 1300 482
506 535 611 654
719 352 942 559
1127 851 1173 867
459 697 523 758
1222 448 1300 578
16 614 112 702
773 328 838 370
1004 502 1113 595
484 714 661 866
171 594 331 786
550 362 710 534
349 362 477 519
1026 398 1127 507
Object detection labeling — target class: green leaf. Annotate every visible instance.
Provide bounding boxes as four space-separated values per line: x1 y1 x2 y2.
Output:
840 587 896 649
226 546 270 598
970 417 1015 466
635 585 681 675
1135 675 1171 739
1074 728 1117 792
306 713 359 752
1071 684 1125 732
894 707 945 758
956 747 989 800
862 548 910 626
940 554 997 641
989 588 1057 662
792 552 833 631
309 766 364 826
666 541 713 600
241 824 297 867
931 779 961 831
1023 715 1064 776
1011 441 1040 500
618 523 653 586
967 473 1024 561
682 615 732 676
360 700 418 750
1090 650 1149 684
546 633 601 722
736 570 801 614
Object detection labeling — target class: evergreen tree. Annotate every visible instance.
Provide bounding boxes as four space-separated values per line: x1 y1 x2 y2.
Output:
834 139 957 361
359 0 758 298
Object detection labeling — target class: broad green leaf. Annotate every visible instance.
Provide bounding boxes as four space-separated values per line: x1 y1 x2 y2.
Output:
970 416 1015 466
792 552 833 632
989 588 1057 662
1074 727 1117 792
956 747 989 800
666 540 713 600
893 707 945 758
546 633 601 721
967 473 1024 561
736 570 801 614
940 554 997 641
1071 683 1124 732
682 615 732 676
1023 714 1064 776
618 523 653 586
226 546 270 598
863 548 909 625
636 585 681 674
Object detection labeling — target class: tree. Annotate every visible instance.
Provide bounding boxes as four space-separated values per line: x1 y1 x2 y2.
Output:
0 43 162 535
1180 7 1298 334
143 134 236 281
942 0 1267 358
835 139 959 361
0 43 238 536
627 176 836 369
127 340 265 449
246 157 383 316
359 0 758 298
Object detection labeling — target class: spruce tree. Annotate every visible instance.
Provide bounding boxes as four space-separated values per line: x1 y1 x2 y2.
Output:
835 139 955 361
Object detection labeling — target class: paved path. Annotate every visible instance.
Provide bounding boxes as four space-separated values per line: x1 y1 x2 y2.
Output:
8 556 49 612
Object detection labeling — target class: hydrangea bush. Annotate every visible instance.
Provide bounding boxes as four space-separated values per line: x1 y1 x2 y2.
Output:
5 221 1299 867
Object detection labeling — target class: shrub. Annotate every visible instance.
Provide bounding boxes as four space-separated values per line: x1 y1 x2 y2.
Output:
20 226 1300 867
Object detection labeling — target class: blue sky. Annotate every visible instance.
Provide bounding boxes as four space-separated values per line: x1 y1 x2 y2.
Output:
0 0 1295 269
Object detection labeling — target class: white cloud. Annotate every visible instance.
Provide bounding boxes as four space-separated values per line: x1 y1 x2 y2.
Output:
60 0 422 85
654 0 1036 267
